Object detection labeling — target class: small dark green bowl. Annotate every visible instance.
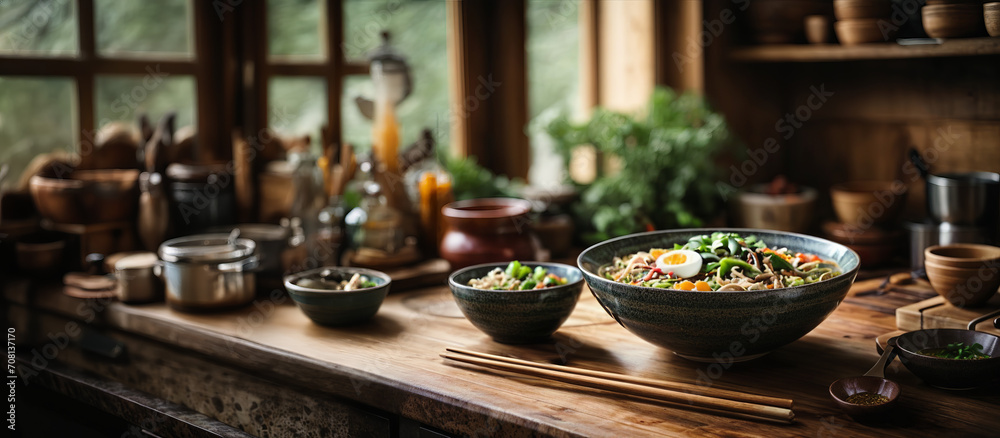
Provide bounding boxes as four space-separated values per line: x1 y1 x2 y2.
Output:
284 267 391 326
448 262 584 344
579 228 860 362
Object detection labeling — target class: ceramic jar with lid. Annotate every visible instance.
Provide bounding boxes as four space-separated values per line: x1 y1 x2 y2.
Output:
439 198 538 269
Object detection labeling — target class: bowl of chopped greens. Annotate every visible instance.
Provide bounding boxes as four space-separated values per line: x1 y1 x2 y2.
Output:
448 261 584 344
887 329 999 389
578 229 860 361
284 267 391 326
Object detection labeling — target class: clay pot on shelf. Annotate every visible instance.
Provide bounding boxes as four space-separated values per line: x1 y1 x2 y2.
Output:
439 198 538 270
987 2 1000 37
922 3 987 38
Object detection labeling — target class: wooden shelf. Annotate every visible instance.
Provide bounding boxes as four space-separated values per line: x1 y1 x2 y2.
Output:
730 37 1000 62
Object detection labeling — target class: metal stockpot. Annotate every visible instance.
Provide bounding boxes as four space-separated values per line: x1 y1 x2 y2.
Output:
114 252 163 304
158 234 258 311
926 172 1000 226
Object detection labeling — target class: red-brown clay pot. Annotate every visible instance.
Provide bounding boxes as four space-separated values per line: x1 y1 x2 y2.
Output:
439 198 537 270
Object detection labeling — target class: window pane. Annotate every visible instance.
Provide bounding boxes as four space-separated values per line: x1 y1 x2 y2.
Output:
269 76 327 152
342 0 449 153
0 77 76 189
95 75 196 131
0 0 78 55
95 0 191 57
268 0 325 61
527 0 580 186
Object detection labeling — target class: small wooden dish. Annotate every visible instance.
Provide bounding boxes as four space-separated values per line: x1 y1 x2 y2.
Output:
922 4 987 38
835 19 894 45
986 2 1000 37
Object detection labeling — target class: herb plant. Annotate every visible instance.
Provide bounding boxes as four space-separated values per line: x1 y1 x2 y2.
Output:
542 87 736 243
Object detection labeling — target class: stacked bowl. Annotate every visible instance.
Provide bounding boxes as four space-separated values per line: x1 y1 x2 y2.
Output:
833 0 894 45
922 0 988 38
924 244 1000 308
825 181 907 267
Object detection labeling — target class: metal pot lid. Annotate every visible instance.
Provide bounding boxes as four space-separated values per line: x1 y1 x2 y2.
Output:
158 233 256 263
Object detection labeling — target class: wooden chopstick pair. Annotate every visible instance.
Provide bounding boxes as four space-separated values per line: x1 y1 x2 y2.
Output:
441 348 795 424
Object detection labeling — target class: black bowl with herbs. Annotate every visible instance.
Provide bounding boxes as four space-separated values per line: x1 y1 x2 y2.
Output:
448 261 584 344
887 329 1000 390
284 267 391 326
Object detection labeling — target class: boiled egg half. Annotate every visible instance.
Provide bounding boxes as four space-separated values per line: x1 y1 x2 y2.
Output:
655 250 702 279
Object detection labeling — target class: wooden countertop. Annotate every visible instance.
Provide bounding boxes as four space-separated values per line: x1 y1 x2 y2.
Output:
7 272 1000 437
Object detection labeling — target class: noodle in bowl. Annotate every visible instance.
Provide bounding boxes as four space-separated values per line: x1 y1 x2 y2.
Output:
578 228 860 362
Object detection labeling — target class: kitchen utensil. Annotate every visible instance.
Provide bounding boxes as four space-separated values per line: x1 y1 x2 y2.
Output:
805 15 834 44
922 3 987 38
441 348 794 423
905 221 990 272
578 229 860 362
448 262 584 344
889 329 1000 389
29 169 140 225
987 2 1000 36
15 232 66 274
830 181 908 227
835 19 894 45
908 147 930 179
734 185 817 233
439 198 537 270
283 266 391 326
114 252 163 304
828 343 901 418
926 172 1000 227
209 224 291 275
158 233 259 311
137 172 171 250
166 162 237 235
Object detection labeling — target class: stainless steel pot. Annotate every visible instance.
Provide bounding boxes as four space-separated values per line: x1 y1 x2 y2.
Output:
158 234 258 311
114 252 163 304
905 221 991 272
926 172 1000 226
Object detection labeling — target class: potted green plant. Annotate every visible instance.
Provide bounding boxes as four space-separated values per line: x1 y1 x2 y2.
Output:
541 87 736 243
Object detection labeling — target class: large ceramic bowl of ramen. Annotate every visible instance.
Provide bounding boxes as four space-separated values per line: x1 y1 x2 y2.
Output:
578 228 860 362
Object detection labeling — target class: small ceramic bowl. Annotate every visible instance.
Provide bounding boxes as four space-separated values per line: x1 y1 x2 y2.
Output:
284 267 391 326
448 262 584 344
922 4 987 38
828 376 901 418
887 329 1000 389
924 244 1000 269
835 19 894 45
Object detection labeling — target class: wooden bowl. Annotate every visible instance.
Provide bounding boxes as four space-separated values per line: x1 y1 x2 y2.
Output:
830 181 908 226
924 260 1000 307
834 0 891 20
924 243 1000 268
922 4 987 38
805 15 835 44
986 2 1000 37
828 376 901 418
735 185 818 233
835 19 894 45
29 169 140 225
